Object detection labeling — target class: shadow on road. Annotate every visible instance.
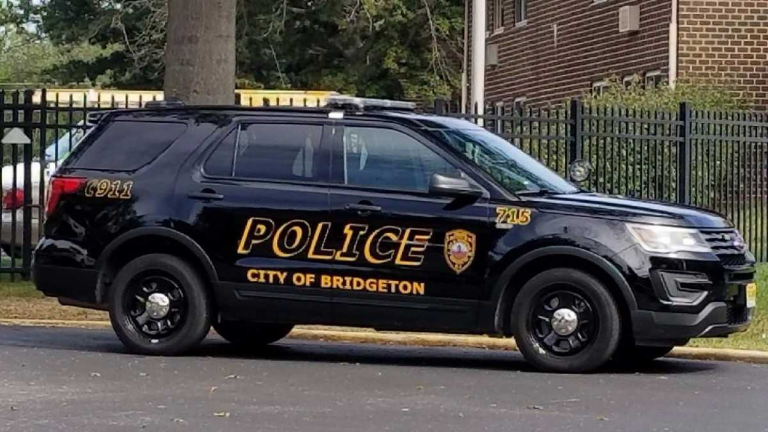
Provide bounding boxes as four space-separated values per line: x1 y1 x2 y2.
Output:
0 325 718 376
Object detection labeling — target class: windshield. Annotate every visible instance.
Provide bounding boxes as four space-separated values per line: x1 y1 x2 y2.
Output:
433 127 578 195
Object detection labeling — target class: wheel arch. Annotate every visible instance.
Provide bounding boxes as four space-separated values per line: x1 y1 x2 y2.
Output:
95 227 219 305
491 246 638 336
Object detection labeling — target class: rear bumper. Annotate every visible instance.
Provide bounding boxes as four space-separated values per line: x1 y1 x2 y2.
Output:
632 302 754 346
32 263 102 309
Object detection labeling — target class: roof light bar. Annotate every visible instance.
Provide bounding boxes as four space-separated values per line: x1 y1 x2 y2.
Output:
326 96 416 112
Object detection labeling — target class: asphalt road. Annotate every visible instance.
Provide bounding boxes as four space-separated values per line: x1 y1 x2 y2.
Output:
1 326 768 432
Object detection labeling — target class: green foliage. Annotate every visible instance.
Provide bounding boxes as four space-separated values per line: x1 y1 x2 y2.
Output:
582 76 750 112
0 1 121 85
16 0 465 100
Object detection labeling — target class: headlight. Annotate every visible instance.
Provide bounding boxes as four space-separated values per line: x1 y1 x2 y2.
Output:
626 224 712 254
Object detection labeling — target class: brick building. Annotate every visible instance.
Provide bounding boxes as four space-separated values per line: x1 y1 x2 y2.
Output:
467 0 768 110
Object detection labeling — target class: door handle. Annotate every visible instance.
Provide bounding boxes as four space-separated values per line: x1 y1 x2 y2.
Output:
188 189 225 201
344 203 382 215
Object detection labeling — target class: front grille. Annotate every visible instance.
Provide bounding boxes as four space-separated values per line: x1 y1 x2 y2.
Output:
700 229 748 266
719 254 748 267
726 303 750 325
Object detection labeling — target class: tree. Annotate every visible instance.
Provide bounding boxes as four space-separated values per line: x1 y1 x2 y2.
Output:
163 0 236 105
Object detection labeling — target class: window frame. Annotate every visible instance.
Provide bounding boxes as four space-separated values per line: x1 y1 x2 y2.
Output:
592 81 608 95
645 70 664 88
514 0 527 25
492 0 506 33
328 121 485 198
199 119 332 187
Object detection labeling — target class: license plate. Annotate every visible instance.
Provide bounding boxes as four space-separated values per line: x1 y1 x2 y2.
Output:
746 283 757 309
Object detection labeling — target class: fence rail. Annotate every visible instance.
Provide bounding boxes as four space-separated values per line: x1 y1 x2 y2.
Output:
436 99 768 263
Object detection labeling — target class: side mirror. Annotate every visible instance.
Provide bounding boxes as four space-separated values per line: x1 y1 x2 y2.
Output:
429 173 484 199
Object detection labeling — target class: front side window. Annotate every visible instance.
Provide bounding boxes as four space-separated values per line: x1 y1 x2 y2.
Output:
341 127 459 193
205 123 324 182
432 125 578 195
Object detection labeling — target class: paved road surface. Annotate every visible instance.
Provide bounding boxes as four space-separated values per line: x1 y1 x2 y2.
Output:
1 326 768 432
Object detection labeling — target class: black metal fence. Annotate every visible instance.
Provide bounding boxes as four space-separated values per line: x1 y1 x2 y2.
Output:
0 90 765 280
0 89 149 279
436 100 768 263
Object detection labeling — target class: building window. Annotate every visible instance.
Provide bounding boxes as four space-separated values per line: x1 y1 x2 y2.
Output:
592 81 608 95
493 0 505 32
645 71 664 88
513 97 527 112
515 0 527 25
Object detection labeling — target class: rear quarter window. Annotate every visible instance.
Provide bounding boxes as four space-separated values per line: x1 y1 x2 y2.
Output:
69 120 187 171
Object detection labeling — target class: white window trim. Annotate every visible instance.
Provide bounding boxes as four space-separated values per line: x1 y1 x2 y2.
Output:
592 81 608 94
645 70 664 87
493 0 505 32
513 97 527 112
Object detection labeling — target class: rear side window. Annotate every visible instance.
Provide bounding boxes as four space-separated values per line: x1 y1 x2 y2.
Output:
205 123 324 182
72 121 187 171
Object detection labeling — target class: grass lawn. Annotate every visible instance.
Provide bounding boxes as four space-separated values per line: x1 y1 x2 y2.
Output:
1 265 767 351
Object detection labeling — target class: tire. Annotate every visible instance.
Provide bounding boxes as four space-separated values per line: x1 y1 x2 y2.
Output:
511 268 622 373
214 321 294 347
109 254 213 356
613 342 674 365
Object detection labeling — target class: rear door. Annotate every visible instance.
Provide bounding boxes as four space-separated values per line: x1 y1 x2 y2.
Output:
182 118 334 324
326 122 495 332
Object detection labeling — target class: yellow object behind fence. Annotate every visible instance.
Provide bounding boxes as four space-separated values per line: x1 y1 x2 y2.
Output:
32 89 338 108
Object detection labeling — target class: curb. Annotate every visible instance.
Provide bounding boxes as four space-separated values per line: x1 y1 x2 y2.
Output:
2 319 768 365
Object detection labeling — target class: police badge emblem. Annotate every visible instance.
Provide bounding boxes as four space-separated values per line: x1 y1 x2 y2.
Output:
444 229 476 274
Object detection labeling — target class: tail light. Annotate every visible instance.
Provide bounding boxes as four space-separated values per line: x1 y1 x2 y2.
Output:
2 189 24 211
46 176 86 217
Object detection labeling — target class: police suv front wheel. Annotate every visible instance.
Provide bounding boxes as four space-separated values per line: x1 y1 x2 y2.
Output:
512 268 622 373
214 321 294 348
109 254 213 356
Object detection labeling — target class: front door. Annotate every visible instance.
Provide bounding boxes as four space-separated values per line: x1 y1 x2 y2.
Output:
184 119 333 324
327 124 494 332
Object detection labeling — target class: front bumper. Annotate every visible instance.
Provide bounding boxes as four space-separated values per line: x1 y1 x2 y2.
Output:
632 301 754 346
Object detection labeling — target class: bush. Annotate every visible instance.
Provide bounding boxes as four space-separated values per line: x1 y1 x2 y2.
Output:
582 76 750 112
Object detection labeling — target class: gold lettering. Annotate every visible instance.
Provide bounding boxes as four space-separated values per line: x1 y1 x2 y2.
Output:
308 222 337 260
273 220 312 258
413 282 425 296
366 279 377 292
353 278 365 290
364 226 403 265
321 275 332 288
336 224 368 261
395 228 433 266
238 218 276 255
332 276 344 289
247 269 260 282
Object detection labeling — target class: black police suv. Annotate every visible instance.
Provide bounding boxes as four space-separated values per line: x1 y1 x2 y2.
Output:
33 97 758 373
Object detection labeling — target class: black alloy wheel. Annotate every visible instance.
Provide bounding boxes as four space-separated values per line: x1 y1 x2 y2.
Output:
512 268 622 373
530 290 598 357
109 254 212 356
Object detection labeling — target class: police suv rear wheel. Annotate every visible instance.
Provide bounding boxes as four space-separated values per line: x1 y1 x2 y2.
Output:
512 268 621 373
109 254 212 356
214 321 294 347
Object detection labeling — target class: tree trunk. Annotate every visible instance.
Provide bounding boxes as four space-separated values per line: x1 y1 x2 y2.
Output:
164 0 237 105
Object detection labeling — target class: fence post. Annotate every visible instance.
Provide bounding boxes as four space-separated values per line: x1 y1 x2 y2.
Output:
22 90 34 279
678 102 692 205
435 98 447 116
569 99 583 163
